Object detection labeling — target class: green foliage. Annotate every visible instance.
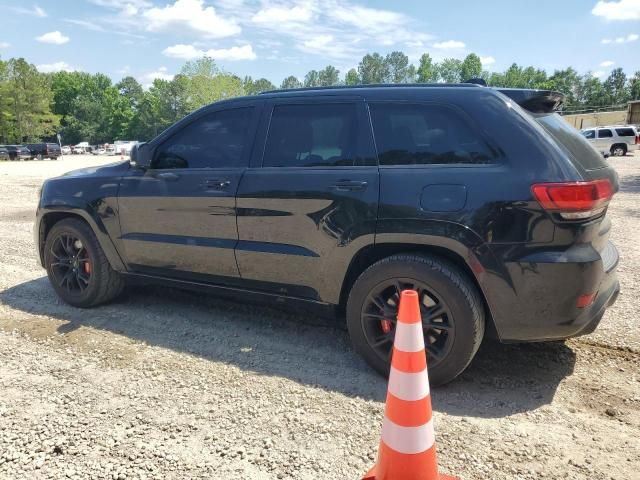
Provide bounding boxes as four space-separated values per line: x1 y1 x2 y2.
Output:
344 69 360 86
461 54 482 81
358 53 389 84
281 75 302 89
2 51 639 145
416 53 437 83
0 58 58 143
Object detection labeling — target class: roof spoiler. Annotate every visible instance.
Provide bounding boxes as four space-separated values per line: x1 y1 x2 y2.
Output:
496 88 565 113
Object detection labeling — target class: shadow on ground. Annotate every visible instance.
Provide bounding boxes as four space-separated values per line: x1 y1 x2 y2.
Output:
619 173 640 193
0 277 575 418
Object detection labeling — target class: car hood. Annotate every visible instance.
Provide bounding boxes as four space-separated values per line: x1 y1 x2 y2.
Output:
61 160 132 178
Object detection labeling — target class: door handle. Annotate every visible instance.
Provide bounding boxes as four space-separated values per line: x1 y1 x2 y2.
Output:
201 178 231 190
329 180 368 192
154 172 180 181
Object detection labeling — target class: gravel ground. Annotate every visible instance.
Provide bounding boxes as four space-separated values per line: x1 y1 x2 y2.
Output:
0 154 639 480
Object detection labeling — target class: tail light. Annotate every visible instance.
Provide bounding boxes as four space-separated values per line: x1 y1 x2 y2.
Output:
635 135 639 145
531 179 613 220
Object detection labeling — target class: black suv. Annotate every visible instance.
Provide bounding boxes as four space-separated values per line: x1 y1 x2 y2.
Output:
34 85 620 385
25 143 61 160
2 145 31 161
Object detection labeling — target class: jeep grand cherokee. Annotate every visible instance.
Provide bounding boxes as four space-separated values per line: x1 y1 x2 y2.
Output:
35 84 620 385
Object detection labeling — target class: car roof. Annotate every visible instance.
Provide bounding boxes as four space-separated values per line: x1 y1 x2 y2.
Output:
257 83 484 98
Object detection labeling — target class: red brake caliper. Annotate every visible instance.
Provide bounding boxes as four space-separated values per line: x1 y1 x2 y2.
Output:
84 261 91 274
380 319 392 334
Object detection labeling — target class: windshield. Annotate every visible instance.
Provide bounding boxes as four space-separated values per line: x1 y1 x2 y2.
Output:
534 113 607 171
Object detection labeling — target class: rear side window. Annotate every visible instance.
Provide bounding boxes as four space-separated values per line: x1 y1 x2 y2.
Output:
153 107 253 169
582 130 595 139
263 103 357 167
368 103 497 166
598 129 613 138
615 127 636 137
535 113 607 170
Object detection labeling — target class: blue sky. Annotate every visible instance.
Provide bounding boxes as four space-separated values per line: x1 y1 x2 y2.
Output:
0 0 638 87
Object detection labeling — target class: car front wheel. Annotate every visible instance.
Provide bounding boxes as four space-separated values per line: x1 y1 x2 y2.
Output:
346 254 485 386
44 218 124 308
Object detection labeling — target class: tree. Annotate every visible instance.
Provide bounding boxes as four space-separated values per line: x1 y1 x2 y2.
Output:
416 53 437 83
304 70 320 87
436 58 463 83
344 68 360 85
358 53 389 84
116 76 144 109
243 76 275 95
630 71 640 101
317 65 340 86
548 67 581 106
281 75 302 89
461 54 482 81
603 68 628 105
385 51 412 83
0 58 58 143
180 57 243 110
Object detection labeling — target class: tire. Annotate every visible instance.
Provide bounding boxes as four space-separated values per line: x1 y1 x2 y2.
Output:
346 254 485 386
37 154 43 161
611 144 627 157
44 218 124 308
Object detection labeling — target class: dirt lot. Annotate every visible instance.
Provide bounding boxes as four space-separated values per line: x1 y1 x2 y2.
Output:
0 154 639 480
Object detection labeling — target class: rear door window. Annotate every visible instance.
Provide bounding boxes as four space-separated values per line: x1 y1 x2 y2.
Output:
534 113 607 170
369 103 498 166
615 127 636 137
263 103 358 167
598 129 613 138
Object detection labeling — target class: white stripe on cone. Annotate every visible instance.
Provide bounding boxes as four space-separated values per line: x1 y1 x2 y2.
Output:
393 321 425 352
381 416 436 455
387 366 430 401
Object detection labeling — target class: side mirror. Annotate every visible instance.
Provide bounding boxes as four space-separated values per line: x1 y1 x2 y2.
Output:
130 142 151 169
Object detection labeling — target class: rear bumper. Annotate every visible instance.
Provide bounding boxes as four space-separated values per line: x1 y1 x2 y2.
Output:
486 241 620 342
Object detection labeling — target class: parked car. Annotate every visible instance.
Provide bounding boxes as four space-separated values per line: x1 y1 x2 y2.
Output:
61 146 71 155
34 84 620 385
1 145 31 161
24 143 61 160
0 146 9 161
581 125 639 156
72 146 85 154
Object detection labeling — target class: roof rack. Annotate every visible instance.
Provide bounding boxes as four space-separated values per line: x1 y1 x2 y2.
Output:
259 82 484 95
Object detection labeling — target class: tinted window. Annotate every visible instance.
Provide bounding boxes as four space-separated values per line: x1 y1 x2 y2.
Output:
369 103 497 166
263 104 357 167
615 127 636 137
535 113 607 170
582 130 595 139
153 108 252 169
598 129 613 138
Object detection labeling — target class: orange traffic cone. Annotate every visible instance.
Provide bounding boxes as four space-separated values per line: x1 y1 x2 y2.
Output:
363 290 459 480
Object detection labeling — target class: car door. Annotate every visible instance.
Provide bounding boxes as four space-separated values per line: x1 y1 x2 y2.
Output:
117 104 259 283
235 98 379 303
596 128 613 151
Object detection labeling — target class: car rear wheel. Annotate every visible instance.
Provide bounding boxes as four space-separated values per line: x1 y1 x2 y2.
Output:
611 144 627 157
44 218 124 308
346 254 485 386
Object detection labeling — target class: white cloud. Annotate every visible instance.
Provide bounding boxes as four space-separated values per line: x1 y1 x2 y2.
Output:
600 60 615 67
0 42 10 49
252 5 313 24
140 66 174 84
433 40 466 49
36 61 76 73
163 44 256 61
9 5 47 17
303 34 333 50
35 31 70 45
601 33 639 43
592 70 606 78
592 0 640 20
144 0 240 38
480 56 496 66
